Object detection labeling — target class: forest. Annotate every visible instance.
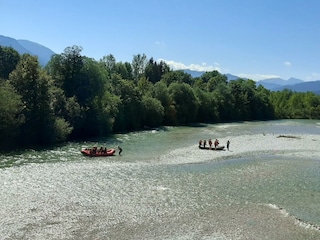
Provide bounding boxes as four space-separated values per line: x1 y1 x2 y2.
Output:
1 45 320 151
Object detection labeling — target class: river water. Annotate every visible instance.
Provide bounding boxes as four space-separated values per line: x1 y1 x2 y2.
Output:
1 120 320 239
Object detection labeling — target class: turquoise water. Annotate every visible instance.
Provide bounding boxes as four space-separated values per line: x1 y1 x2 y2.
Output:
1 120 320 239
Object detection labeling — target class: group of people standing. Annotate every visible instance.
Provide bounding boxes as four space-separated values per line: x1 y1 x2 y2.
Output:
85 146 123 155
199 139 230 150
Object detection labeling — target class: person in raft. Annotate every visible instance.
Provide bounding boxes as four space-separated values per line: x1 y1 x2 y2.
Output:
208 139 212 149
203 140 207 148
214 139 219 149
199 140 203 147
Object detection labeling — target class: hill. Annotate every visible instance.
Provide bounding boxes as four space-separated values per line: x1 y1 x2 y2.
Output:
1 35 319 95
181 69 320 94
182 69 242 81
273 80 320 93
0 35 55 66
257 77 304 86
182 69 204 78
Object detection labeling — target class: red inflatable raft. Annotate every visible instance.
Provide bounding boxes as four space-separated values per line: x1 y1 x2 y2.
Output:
81 148 116 157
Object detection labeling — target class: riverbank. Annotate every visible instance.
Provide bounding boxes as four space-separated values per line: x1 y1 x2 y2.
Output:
160 132 320 165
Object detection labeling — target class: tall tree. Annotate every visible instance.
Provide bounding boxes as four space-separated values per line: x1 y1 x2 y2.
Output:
9 54 55 146
132 53 147 82
141 96 164 128
100 54 116 76
194 87 218 122
229 79 252 120
0 81 24 149
0 46 20 79
152 81 172 124
144 58 170 84
168 82 199 124
61 46 84 98
200 70 221 83
161 70 193 85
115 61 134 80
113 79 143 131
47 46 84 98
206 74 228 92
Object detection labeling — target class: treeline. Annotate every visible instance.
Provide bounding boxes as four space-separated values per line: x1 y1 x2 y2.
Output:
1 45 320 151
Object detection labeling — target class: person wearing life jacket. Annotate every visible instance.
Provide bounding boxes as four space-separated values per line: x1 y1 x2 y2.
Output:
118 146 123 155
227 140 230 151
214 139 219 149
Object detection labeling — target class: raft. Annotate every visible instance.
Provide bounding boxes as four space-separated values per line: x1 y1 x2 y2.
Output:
81 148 116 157
199 145 225 151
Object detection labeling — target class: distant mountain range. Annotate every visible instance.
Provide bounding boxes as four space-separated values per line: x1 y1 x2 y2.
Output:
182 69 320 95
0 35 55 66
1 35 319 94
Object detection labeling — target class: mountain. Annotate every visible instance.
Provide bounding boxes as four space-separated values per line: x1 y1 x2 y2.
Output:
182 69 204 78
182 70 242 81
255 77 320 94
0 35 55 66
256 77 304 91
17 39 55 66
273 80 320 93
0 35 32 54
1 36 319 95
257 77 304 87
181 69 320 94
224 73 243 81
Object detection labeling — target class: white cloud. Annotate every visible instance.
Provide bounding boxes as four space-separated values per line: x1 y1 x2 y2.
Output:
155 41 165 47
305 72 320 81
159 58 221 72
237 73 280 81
284 61 292 67
158 59 282 81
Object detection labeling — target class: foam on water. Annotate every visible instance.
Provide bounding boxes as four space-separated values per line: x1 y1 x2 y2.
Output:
265 203 320 232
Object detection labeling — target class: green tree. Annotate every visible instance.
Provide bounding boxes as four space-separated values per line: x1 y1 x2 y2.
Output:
229 79 255 120
194 87 218 122
47 47 110 138
0 46 20 79
212 83 234 121
152 81 172 125
47 46 84 99
9 54 56 146
141 96 164 128
53 117 73 143
0 81 24 149
100 54 116 76
161 70 193 85
115 61 134 81
137 76 153 96
144 58 170 84
99 90 121 134
168 82 199 124
206 74 228 92
113 79 143 131
303 92 320 119
253 85 274 120
132 53 147 82
269 89 293 118
200 70 222 83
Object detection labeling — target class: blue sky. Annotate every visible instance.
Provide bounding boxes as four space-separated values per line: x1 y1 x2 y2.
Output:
1 0 320 81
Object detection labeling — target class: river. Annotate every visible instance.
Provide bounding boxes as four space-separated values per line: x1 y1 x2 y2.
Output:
1 120 320 239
